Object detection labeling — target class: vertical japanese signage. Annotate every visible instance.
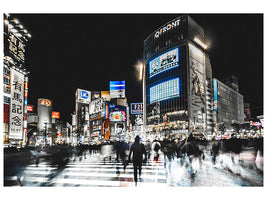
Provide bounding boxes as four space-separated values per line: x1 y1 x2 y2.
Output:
7 32 26 66
9 68 25 140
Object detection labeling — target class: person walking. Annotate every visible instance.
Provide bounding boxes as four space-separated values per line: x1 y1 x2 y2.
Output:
128 135 147 186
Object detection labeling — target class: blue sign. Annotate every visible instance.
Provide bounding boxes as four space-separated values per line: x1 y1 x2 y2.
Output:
109 81 126 98
149 47 179 78
109 81 125 90
150 77 180 104
213 79 218 111
80 91 89 99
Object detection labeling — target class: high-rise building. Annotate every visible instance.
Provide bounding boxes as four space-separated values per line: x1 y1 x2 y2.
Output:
143 15 213 138
213 78 245 129
222 75 239 92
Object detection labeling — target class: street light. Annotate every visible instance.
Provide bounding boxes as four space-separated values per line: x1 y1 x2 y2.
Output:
135 61 146 136
139 62 143 80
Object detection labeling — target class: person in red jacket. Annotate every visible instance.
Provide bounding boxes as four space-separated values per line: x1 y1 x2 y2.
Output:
128 135 147 186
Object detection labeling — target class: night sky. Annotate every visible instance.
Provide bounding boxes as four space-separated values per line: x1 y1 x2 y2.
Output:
11 13 263 123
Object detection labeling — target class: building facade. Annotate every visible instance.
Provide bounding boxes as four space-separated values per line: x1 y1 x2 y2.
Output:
213 78 245 129
143 15 213 138
3 14 31 145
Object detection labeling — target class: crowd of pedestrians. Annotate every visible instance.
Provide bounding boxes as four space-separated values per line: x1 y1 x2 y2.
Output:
4 134 264 186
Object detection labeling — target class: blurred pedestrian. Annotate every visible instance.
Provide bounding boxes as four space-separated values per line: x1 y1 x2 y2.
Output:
151 140 161 161
128 135 147 186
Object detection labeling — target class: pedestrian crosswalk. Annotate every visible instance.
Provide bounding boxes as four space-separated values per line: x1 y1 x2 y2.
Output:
4 152 168 187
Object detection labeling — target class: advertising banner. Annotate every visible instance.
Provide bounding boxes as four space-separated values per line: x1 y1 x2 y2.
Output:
213 79 218 111
149 47 179 78
77 89 91 104
9 68 25 140
52 111 60 119
27 105 34 112
109 81 125 99
101 91 110 101
131 103 143 114
91 91 101 101
72 114 77 126
89 98 104 115
189 43 206 131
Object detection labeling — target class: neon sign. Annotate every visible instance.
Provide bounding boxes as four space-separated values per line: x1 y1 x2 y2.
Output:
154 18 181 39
40 99 52 107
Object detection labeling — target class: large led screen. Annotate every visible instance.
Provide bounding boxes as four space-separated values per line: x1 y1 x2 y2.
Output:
150 78 180 104
149 47 179 78
109 111 126 122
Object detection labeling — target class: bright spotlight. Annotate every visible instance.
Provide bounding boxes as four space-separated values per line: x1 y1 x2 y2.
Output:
194 37 207 49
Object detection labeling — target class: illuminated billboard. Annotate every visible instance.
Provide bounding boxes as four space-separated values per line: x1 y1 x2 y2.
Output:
131 103 143 115
91 91 101 101
89 98 104 115
52 111 60 119
5 32 26 67
109 111 126 122
110 81 125 98
9 68 25 140
109 105 127 122
76 89 91 104
101 91 110 101
150 77 180 104
213 79 218 111
27 105 34 112
149 47 179 78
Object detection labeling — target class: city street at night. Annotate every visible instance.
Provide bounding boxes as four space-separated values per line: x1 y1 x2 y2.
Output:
2 2 265 200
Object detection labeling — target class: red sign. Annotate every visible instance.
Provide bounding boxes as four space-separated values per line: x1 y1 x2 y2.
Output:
52 111 60 119
25 82 28 89
4 104 9 123
27 105 34 112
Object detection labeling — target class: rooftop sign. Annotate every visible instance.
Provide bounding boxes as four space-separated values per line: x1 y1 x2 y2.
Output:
154 18 181 39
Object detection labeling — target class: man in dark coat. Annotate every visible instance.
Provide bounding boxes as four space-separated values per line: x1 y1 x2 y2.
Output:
128 135 147 186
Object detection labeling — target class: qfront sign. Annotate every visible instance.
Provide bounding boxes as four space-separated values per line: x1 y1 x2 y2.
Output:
154 18 181 39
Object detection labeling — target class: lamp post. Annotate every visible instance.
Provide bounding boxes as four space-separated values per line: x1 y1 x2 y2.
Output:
139 62 146 137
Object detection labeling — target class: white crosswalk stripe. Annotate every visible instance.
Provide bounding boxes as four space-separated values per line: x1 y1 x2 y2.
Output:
5 153 168 187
